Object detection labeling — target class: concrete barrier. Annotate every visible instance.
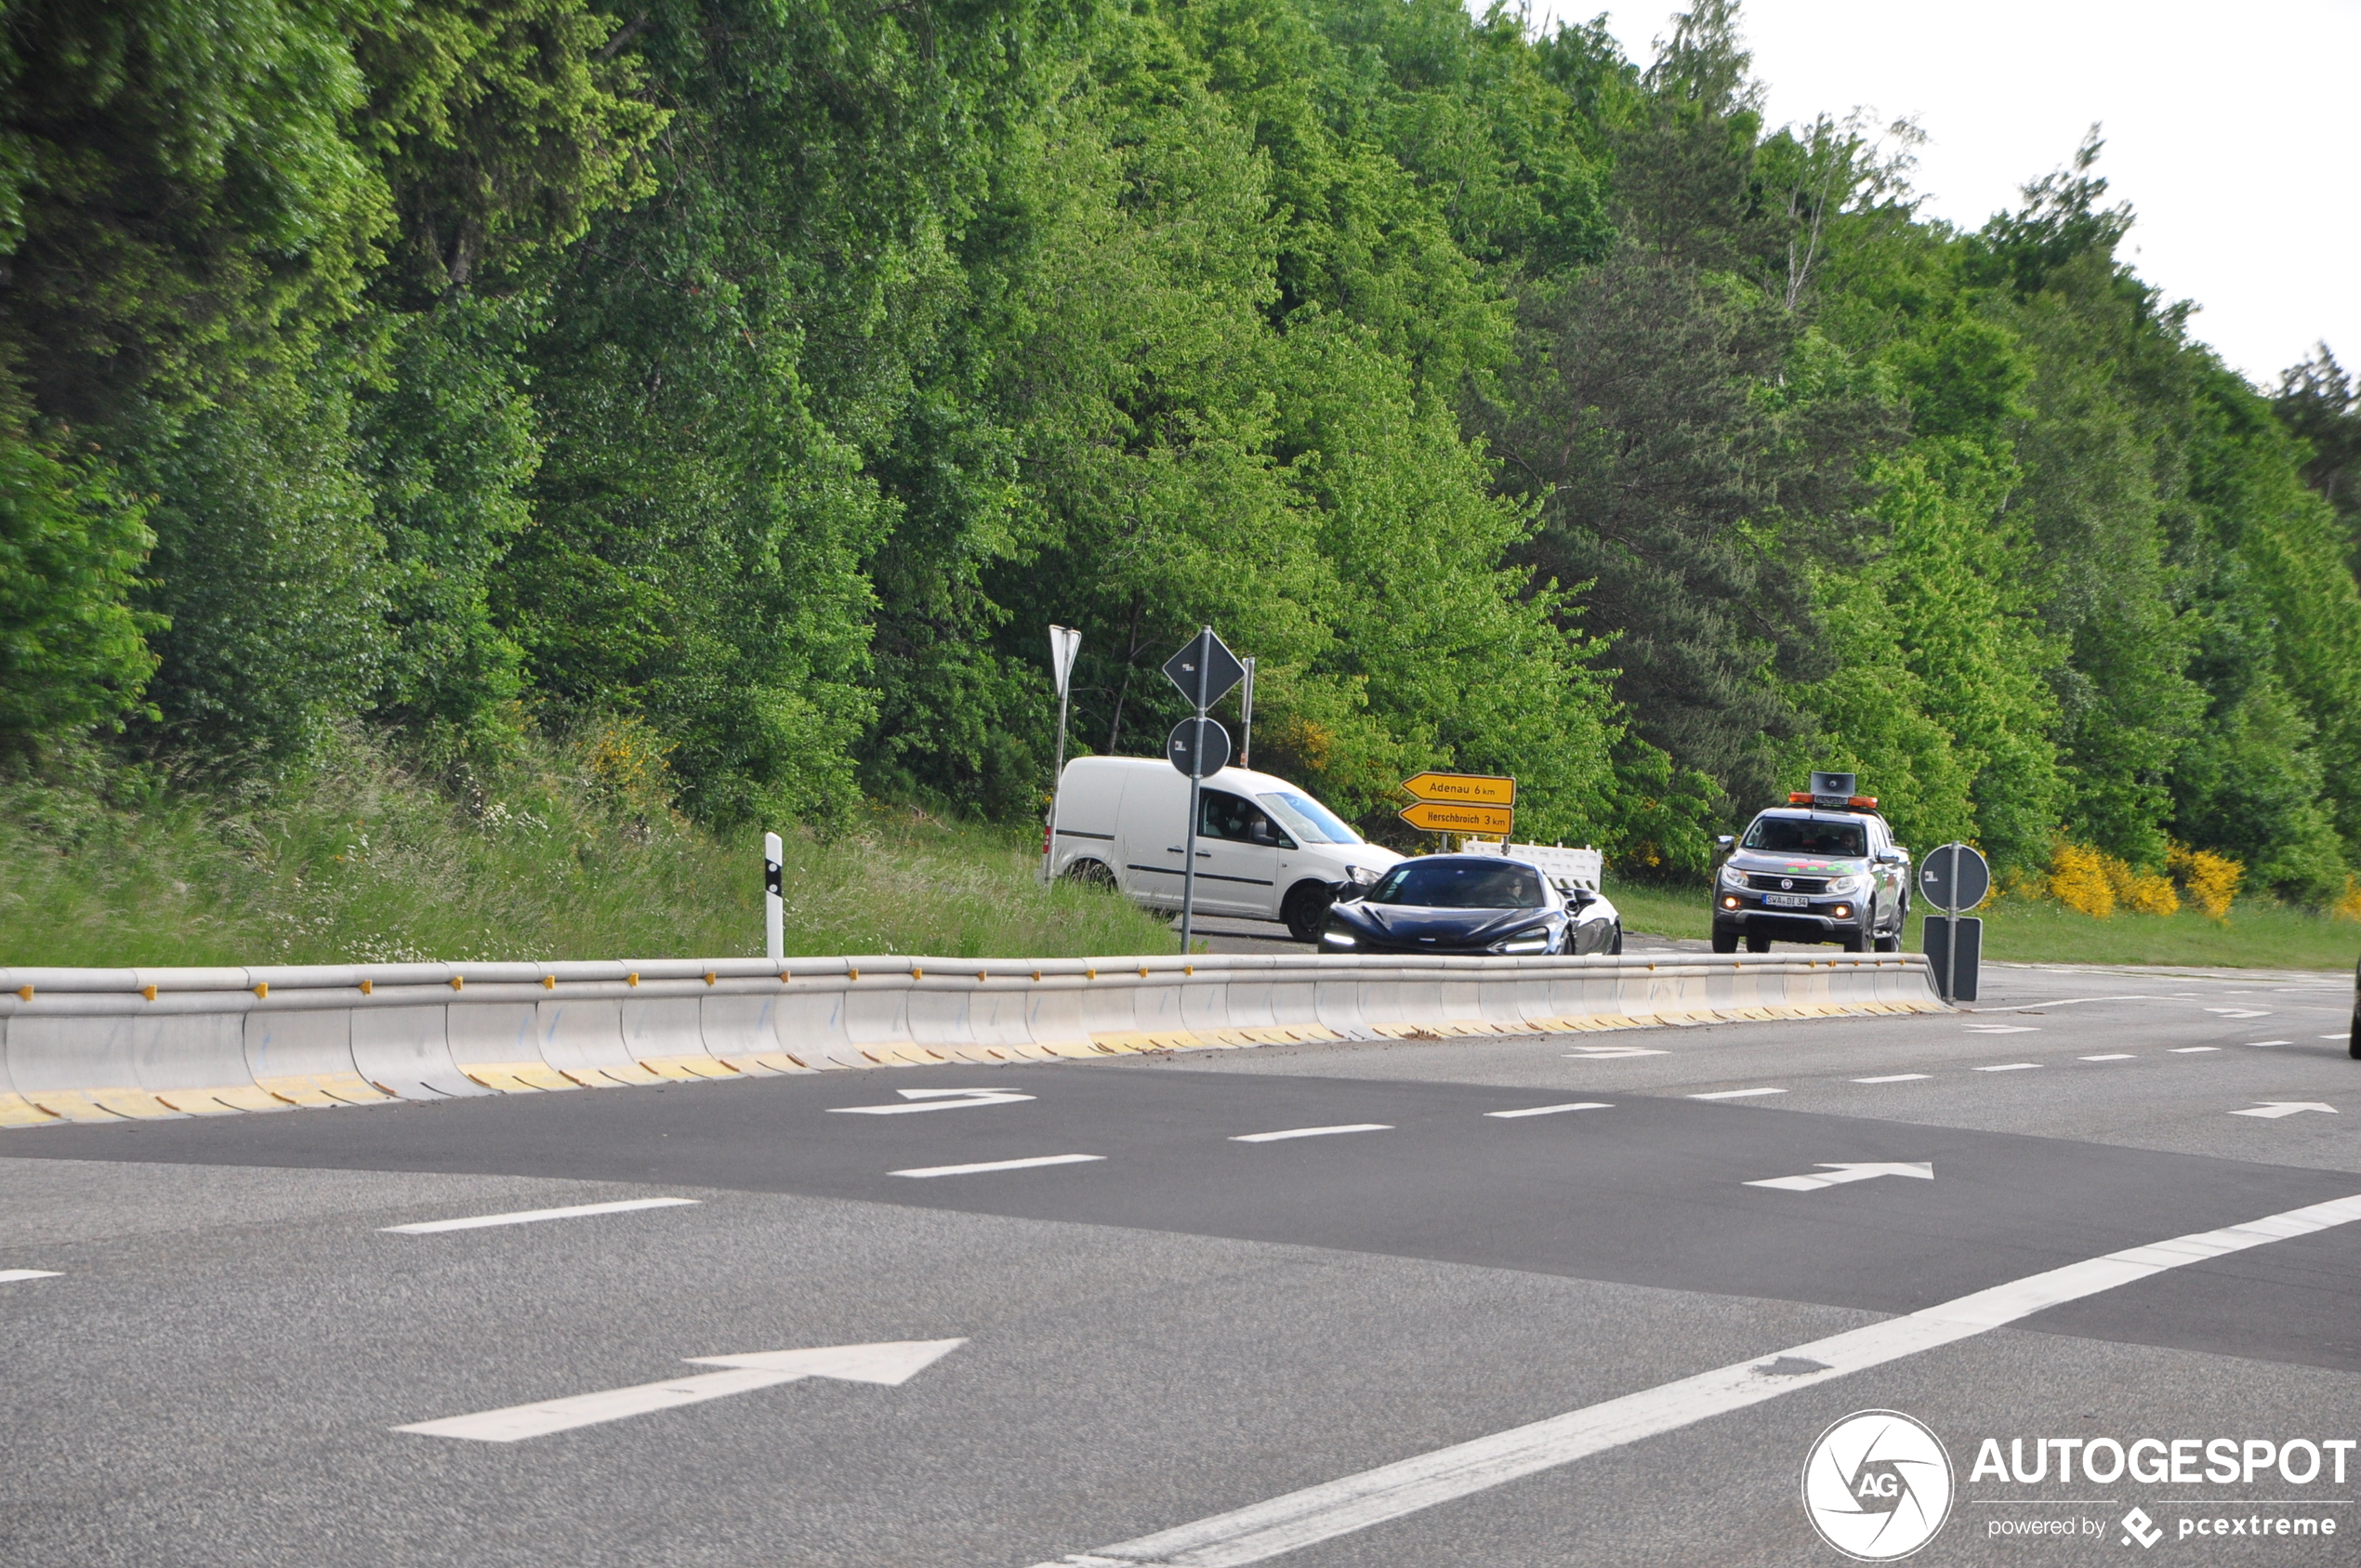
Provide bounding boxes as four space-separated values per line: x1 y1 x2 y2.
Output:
0 951 1945 1127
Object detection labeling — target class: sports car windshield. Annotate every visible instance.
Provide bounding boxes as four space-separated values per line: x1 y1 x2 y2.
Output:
1366 861 1545 909
1741 815 1866 857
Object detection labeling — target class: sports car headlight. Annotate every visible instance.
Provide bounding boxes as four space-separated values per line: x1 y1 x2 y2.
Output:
1718 863 1748 889
1491 930 1552 955
1322 929 1356 947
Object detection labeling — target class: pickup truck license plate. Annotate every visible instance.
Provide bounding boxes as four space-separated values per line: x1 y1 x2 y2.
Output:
1765 892 1810 908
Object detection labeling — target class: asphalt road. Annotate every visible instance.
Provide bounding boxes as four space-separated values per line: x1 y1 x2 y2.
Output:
3 960 2356 1567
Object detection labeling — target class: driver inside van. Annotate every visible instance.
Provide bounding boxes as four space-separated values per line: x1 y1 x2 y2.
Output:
1200 791 1294 849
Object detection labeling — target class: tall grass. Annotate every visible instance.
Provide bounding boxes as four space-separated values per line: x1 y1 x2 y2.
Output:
0 735 1175 967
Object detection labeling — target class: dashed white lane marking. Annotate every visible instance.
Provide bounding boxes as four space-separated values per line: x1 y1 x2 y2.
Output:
1023 1192 2361 1568
1689 1087 1785 1100
1231 1124 1392 1143
890 1154 1104 1179
2206 1008 2273 1019
1964 1024 2038 1034
1485 1102 1612 1119
1974 1063 2041 1073
2170 1047 2220 1054
2080 1054 2136 1061
1853 1074 1930 1084
381 1197 701 1234
0 1269 60 1284
2326 1034 2352 1041
2247 1041 2292 1048
1563 1046 1669 1059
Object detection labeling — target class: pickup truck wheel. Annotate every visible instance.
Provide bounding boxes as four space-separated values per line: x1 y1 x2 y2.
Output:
1283 882 1335 942
2350 1010 2359 1059
1746 931 1773 954
1711 929 1738 955
1874 930 1901 953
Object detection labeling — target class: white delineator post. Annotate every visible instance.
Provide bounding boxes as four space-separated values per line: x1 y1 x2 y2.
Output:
1044 625 1082 882
1239 655 1256 768
763 831 784 963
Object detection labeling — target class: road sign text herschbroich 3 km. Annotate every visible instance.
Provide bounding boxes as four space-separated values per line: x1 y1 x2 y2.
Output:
1400 771 1516 807
1400 800 1514 836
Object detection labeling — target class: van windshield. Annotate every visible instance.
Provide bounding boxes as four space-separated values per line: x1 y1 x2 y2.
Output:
1263 790 1362 845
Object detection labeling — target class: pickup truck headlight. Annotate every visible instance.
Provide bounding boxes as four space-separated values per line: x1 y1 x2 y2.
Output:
1718 863 1748 889
1491 929 1552 955
1824 873 1866 895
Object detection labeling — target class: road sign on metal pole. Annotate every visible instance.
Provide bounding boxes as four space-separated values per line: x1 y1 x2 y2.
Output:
763 831 784 962
1400 771 1517 807
1043 625 1082 882
1919 842 1990 1003
1399 800 1514 837
1238 656 1256 769
1163 626 1243 955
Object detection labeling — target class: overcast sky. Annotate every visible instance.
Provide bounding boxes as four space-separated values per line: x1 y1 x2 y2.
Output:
1496 0 2356 388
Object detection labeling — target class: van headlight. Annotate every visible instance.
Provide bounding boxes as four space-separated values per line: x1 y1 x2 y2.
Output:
1341 864 1378 887
1491 929 1551 955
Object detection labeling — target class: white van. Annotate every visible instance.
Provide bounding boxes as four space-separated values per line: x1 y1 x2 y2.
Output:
1049 757 1405 941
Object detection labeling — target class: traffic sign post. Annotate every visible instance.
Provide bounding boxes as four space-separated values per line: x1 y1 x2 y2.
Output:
1165 626 1245 955
1398 771 1516 841
1399 800 1514 837
1043 625 1082 882
1238 657 1256 769
1919 842 1990 1003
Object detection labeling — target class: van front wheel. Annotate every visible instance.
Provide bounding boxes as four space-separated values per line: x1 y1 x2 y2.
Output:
1283 882 1335 942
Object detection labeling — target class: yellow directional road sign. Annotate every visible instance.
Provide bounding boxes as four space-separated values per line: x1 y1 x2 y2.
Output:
1399 771 1516 807
1399 800 1514 836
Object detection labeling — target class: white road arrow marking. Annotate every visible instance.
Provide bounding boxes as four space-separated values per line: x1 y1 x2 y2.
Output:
2230 1102 2339 1119
395 1338 965 1443
829 1087 1036 1114
1562 1046 1669 1059
1746 1162 1933 1192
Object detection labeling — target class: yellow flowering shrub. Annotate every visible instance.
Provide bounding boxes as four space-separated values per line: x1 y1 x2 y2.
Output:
2049 841 2116 918
2333 876 2361 924
2166 842 2243 921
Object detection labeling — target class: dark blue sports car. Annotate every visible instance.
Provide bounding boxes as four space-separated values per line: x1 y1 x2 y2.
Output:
1317 854 1621 956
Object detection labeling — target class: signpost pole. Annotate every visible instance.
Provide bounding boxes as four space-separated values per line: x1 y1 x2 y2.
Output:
1179 628 1213 955
1043 626 1080 883
1942 843 1961 1003
1239 656 1256 769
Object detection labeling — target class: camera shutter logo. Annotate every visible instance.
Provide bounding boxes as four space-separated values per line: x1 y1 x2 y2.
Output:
1801 1410 1954 1561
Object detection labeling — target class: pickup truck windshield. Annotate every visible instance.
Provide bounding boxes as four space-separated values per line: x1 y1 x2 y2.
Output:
1263 790 1362 845
1367 861 1545 909
1741 815 1866 857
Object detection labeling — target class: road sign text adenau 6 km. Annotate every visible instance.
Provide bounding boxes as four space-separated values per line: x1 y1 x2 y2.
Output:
1398 771 1515 837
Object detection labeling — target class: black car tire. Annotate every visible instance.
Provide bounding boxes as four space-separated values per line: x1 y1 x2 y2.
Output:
1063 859 1115 889
1283 881 1335 943
1746 930 1773 954
2350 1009 2359 1060
1712 928 1738 954
1874 930 1901 953
1609 922 1623 955
1840 929 1866 953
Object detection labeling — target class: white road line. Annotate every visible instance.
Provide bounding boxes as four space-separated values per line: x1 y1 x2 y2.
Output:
1024 1191 2361 1568
1688 1087 1785 1100
2326 1034 2353 1041
1485 1102 1612 1119
1231 1125 1392 1143
2080 1054 2136 1061
2247 1041 2292 1048
830 1087 1035 1114
2170 1047 2220 1054
381 1197 701 1234
0 1269 60 1284
890 1153 1104 1179
1852 1074 1929 1084
1973 1063 2040 1073
1562 1046 1669 1059
1964 1024 2038 1034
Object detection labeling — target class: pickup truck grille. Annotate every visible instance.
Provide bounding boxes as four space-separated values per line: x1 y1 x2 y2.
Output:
1745 873 1831 893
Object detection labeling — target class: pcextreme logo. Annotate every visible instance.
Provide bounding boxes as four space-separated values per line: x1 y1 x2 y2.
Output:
1802 1410 1957 1561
